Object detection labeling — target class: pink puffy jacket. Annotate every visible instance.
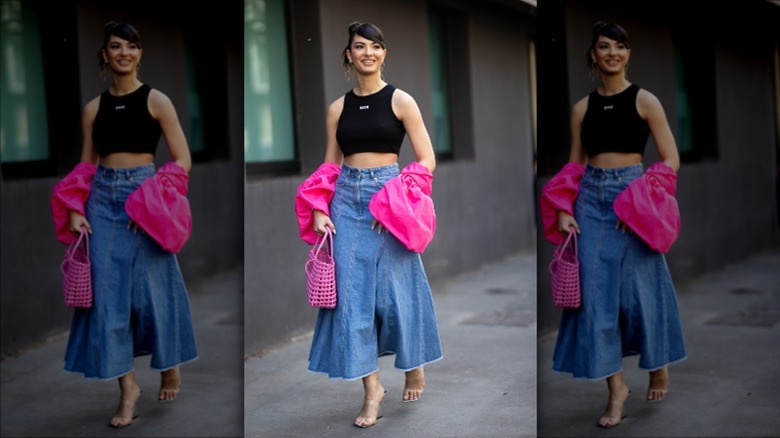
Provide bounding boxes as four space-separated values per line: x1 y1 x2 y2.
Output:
294 162 436 253
51 162 98 245
294 162 341 245
613 162 680 253
369 162 436 253
540 162 680 253
540 162 585 245
124 162 192 254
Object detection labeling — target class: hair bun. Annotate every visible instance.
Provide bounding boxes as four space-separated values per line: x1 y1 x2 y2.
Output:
104 21 119 32
348 21 362 34
592 21 607 34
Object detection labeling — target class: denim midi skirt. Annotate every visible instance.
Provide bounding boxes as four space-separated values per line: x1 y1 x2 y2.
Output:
64 163 198 379
308 163 443 380
552 164 686 379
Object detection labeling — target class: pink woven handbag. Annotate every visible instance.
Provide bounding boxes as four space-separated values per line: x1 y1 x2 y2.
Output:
61 227 92 308
549 227 581 308
305 227 337 309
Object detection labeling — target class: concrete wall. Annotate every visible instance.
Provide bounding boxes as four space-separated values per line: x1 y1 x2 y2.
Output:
244 0 537 355
537 1 780 336
0 1 244 356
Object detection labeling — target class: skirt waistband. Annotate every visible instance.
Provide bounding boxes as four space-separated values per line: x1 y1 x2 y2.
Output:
584 163 643 179
340 163 399 180
97 163 155 179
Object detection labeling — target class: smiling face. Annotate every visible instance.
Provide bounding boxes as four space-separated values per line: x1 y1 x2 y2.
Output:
102 35 142 76
345 35 386 76
591 35 630 76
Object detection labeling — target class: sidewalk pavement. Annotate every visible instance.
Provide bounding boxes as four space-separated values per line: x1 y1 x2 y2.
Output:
538 249 780 437
0 267 244 438
245 251 538 438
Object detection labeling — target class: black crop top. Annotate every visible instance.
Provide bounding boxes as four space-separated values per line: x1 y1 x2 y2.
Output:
92 84 162 156
336 84 406 156
580 84 650 157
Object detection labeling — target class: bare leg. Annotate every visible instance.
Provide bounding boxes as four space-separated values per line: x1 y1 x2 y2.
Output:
647 367 669 402
598 372 630 428
110 372 142 428
354 371 386 428
403 367 425 402
158 366 181 402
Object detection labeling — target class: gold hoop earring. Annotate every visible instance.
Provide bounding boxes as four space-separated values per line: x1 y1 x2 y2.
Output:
100 64 108 82
380 62 385 82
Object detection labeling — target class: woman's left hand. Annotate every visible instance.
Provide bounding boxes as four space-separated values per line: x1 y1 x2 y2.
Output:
128 220 142 234
616 219 630 234
371 219 385 234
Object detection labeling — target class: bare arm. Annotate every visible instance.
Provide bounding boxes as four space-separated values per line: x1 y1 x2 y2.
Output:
637 89 679 172
148 89 191 172
568 96 589 165
79 97 100 164
557 97 590 235
392 89 436 172
68 98 102 234
323 97 345 165
312 97 346 235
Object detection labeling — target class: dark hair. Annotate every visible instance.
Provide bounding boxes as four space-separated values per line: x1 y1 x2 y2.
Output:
97 21 142 69
342 22 386 67
586 21 630 69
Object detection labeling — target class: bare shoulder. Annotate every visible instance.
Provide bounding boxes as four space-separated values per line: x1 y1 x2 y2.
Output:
148 87 173 108
326 95 345 125
327 95 345 115
391 88 420 121
391 87 416 107
636 88 664 118
571 95 589 118
147 88 176 119
83 95 101 122
636 88 660 106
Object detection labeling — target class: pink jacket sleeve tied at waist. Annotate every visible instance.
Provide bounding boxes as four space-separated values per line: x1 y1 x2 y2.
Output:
613 162 680 254
125 162 192 254
295 162 341 245
540 162 585 245
51 162 98 245
368 162 436 253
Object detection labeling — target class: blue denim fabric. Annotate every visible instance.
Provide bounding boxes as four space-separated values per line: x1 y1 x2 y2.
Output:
308 163 443 380
64 163 198 379
552 164 686 379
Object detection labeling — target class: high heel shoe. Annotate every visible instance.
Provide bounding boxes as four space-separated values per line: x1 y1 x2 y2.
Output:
109 391 141 429
354 390 386 428
597 390 629 429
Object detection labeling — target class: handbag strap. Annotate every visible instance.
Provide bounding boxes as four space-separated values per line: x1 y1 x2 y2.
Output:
67 226 89 257
312 227 333 257
557 226 577 253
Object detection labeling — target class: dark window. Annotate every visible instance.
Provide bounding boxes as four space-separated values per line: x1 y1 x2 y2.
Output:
672 25 718 162
244 0 298 176
1 0 80 179
427 3 474 162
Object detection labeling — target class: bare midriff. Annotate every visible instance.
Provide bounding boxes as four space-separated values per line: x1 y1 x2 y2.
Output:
99 152 154 169
587 152 642 169
343 152 399 169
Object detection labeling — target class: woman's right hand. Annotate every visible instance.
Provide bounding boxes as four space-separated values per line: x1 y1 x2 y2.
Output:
557 211 580 235
313 210 335 237
69 211 92 235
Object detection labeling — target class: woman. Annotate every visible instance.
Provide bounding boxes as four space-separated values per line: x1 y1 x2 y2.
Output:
546 22 686 428
59 22 197 428
301 22 442 428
